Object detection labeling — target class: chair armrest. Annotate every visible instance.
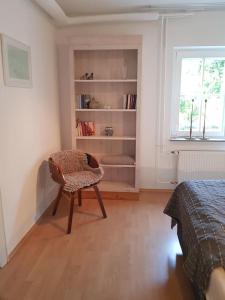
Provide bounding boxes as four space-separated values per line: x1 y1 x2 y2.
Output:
85 153 99 168
48 158 66 185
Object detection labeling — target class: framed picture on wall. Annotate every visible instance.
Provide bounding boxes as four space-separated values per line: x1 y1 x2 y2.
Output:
1 35 32 88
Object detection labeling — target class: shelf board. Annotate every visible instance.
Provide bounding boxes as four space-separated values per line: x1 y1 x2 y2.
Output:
76 136 136 140
99 180 136 192
76 109 136 112
74 79 137 83
99 164 135 168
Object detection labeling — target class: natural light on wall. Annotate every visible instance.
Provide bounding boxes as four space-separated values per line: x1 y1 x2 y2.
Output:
171 47 225 139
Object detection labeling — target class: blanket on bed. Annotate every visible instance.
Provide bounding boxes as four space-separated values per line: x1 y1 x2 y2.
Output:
164 180 225 299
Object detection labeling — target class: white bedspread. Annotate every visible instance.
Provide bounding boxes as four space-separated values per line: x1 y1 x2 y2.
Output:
206 267 225 300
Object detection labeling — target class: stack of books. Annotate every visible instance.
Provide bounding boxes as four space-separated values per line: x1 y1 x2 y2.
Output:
123 94 137 109
76 121 95 136
77 95 91 109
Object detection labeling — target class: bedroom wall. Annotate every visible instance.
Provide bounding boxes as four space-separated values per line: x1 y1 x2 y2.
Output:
57 11 225 189
158 12 225 188
0 0 61 255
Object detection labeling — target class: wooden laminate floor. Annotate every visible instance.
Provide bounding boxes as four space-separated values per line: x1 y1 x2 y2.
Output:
0 191 194 300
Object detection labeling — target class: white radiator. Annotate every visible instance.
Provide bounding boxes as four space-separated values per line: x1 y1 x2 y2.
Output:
177 151 225 183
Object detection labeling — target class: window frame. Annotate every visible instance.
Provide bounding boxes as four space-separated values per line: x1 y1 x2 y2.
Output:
171 47 225 138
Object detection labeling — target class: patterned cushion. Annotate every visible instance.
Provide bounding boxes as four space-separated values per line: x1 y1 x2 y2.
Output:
50 150 87 174
100 154 135 165
64 170 102 192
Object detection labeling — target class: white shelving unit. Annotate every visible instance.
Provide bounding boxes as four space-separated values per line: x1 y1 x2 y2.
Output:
58 36 142 194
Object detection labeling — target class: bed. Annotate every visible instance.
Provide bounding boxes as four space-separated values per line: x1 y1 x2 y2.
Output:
164 180 225 299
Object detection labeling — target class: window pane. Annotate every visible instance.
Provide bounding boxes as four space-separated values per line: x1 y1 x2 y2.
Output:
202 58 225 132
179 58 203 131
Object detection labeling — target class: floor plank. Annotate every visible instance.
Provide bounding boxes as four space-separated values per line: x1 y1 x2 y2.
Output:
0 191 194 300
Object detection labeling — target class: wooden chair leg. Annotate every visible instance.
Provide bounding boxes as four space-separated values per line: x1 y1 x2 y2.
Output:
93 185 107 218
78 189 82 206
52 186 63 216
67 192 75 234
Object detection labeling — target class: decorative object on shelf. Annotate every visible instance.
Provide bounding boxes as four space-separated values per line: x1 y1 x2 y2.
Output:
100 154 135 165
79 72 94 80
1 34 32 88
87 72 94 80
123 94 137 109
89 97 102 109
76 120 95 136
105 126 114 136
80 73 88 80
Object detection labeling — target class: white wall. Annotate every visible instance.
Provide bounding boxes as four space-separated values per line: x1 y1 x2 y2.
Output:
159 12 225 187
0 0 61 254
57 11 225 190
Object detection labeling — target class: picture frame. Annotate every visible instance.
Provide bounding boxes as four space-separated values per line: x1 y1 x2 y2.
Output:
1 34 32 88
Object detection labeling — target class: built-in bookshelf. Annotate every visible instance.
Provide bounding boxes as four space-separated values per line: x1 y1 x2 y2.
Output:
58 36 141 194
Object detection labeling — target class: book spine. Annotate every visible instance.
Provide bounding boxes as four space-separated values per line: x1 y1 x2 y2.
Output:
76 122 80 136
128 94 131 109
79 122 82 136
85 121 89 136
123 95 126 109
80 95 83 109
92 122 95 135
76 121 96 136
76 95 80 109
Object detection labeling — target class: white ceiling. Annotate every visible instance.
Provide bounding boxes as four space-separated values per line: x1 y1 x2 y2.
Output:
55 0 225 16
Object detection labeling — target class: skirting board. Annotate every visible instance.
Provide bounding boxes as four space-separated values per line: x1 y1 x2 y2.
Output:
140 188 173 193
8 202 53 262
0 191 7 267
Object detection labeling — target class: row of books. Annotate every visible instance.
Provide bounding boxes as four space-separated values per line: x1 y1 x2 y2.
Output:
76 94 137 110
77 94 91 109
123 94 137 109
76 121 95 136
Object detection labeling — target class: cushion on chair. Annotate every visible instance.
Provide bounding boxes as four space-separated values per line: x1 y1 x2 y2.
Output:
63 170 103 192
100 154 135 165
50 150 88 174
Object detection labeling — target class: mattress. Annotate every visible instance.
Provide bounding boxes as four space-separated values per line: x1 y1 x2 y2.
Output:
206 267 225 300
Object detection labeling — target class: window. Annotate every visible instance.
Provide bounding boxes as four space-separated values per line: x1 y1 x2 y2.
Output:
171 47 225 138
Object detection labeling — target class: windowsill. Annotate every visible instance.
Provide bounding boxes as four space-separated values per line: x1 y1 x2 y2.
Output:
170 137 225 142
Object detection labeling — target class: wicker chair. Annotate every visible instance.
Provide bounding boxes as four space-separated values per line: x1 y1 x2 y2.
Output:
48 150 107 233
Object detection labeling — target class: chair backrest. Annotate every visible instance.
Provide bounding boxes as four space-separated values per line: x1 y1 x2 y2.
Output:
49 150 88 174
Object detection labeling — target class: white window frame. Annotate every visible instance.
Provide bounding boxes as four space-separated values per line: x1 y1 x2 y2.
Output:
171 46 225 138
